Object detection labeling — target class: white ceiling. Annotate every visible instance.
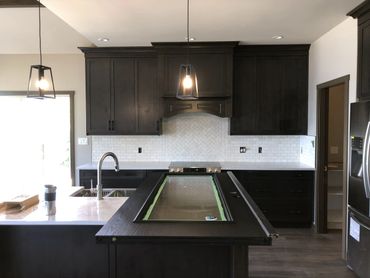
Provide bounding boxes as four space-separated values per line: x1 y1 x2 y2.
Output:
0 0 365 54
41 0 364 47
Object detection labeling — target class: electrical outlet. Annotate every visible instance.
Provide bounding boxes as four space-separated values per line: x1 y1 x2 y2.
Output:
258 147 262 153
78 137 88 145
240 147 247 153
138 147 142 154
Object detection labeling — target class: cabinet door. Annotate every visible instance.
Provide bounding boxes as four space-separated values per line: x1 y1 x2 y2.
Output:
230 56 257 134
136 57 161 134
255 56 282 134
160 52 232 97
112 58 136 134
358 21 370 100
230 48 308 135
280 56 308 134
86 58 111 135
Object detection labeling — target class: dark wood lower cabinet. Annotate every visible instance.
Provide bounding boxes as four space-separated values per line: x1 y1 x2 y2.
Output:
233 170 314 228
0 225 107 278
79 169 148 188
107 243 248 278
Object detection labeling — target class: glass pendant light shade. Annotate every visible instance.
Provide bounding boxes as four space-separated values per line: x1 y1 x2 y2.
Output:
27 65 56 99
27 0 56 99
176 64 198 100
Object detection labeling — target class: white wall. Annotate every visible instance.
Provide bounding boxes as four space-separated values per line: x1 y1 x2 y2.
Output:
308 17 358 135
0 54 90 173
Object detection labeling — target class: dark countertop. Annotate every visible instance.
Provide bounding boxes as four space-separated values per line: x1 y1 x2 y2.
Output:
96 171 274 245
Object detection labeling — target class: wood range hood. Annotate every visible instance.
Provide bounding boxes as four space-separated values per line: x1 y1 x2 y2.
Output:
152 41 238 118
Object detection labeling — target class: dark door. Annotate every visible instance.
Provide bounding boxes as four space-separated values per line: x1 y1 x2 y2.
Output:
349 101 370 217
86 58 111 135
112 58 136 134
136 57 160 134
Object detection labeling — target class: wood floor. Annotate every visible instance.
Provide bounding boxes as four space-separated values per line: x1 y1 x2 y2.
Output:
249 229 356 278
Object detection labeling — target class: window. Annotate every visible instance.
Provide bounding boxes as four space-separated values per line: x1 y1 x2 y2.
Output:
0 92 74 199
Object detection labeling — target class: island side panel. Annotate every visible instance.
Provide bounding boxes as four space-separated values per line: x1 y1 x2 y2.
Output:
112 242 232 278
0 225 108 278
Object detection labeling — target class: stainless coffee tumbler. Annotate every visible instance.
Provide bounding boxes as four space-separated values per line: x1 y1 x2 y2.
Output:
44 185 57 216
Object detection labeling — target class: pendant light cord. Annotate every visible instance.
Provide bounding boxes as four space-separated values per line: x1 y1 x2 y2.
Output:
38 0 42 65
186 0 190 65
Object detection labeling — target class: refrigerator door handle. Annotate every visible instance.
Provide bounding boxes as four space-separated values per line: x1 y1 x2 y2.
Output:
363 121 370 198
351 214 370 231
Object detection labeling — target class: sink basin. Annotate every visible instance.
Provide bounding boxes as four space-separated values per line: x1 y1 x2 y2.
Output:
71 188 136 198
108 188 136 197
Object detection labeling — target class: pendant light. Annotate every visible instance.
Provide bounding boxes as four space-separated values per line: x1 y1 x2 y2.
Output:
176 0 198 100
27 0 55 99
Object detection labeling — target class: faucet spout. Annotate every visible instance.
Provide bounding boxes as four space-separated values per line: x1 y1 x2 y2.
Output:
96 152 120 200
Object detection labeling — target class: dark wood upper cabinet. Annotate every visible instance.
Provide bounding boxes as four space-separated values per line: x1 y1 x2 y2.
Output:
153 42 237 117
112 58 136 134
230 45 309 135
154 42 236 98
86 58 112 134
80 48 161 135
349 2 370 101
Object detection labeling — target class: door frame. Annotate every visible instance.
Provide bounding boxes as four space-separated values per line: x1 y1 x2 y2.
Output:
315 75 350 255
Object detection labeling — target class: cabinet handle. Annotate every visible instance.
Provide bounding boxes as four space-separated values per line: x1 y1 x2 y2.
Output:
288 210 302 215
111 120 115 131
108 120 112 131
219 104 222 115
156 120 160 132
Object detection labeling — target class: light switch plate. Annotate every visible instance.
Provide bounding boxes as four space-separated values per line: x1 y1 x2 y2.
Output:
78 137 88 145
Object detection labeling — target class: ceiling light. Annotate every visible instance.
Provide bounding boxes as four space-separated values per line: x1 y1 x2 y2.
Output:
177 0 199 100
272 35 284 40
98 37 110 42
185 37 196 41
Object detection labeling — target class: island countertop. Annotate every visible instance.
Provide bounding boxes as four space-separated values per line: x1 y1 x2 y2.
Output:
96 171 275 245
0 187 128 225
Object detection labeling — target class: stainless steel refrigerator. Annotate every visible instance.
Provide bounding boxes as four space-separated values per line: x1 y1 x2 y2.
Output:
348 101 370 277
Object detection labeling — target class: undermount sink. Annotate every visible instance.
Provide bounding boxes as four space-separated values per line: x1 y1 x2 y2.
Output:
71 188 136 198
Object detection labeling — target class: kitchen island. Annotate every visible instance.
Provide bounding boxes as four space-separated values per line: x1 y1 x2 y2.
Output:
0 187 128 278
97 171 276 278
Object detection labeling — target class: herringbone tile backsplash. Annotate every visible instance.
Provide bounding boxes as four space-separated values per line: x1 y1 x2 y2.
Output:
92 113 315 166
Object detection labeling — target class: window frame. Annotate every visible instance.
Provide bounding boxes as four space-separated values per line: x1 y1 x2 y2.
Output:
0 91 76 185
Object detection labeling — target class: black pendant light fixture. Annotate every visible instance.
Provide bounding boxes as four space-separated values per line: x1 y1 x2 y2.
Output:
27 0 55 99
176 0 198 100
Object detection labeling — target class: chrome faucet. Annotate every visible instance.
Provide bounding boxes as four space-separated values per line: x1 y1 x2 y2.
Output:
97 152 120 200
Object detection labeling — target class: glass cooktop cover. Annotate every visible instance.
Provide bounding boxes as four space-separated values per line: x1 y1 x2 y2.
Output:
142 175 230 222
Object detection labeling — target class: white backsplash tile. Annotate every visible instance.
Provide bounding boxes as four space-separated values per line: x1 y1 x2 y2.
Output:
92 113 316 164
300 135 316 167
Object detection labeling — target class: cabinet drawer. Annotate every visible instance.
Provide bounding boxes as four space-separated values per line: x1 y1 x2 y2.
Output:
232 170 314 227
255 198 312 227
247 182 311 199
